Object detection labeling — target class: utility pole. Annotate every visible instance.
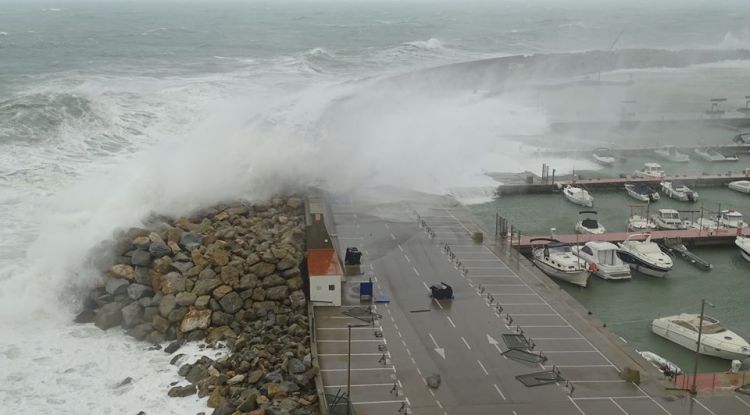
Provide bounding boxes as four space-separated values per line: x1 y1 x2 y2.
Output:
691 299 715 395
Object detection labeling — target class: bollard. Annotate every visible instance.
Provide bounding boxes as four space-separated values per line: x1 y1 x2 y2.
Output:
379 353 388 366
391 382 399 395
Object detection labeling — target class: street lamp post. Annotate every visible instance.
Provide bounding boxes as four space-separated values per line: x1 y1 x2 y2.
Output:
347 323 371 415
691 299 715 395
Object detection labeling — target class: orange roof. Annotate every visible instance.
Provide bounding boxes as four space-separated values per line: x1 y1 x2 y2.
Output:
307 248 342 276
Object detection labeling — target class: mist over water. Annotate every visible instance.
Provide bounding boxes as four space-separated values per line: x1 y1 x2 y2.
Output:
1 1 750 413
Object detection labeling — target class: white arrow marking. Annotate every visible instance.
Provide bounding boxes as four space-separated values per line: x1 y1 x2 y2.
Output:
429 333 446 359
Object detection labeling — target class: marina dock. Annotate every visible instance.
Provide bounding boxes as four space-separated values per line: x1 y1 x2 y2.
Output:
511 227 749 253
497 172 750 196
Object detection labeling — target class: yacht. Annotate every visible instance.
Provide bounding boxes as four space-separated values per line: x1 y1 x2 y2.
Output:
694 147 738 162
651 208 687 230
575 210 606 234
531 239 590 287
652 314 750 360
617 234 673 277
572 241 631 280
736 236 750 262
718 209 746 228
563 185 593 207
660 181 698 202
728 180 750 194
592 147 616 166
633 163 666 178
654 146 690 163
627 214 657 232
625 183 660 202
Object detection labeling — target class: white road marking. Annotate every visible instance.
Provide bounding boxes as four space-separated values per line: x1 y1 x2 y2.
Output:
390 233 396 240
352 400 405 405
477 359 489 375
735 395 750 407
692 398 718 415
493 384 507 400
398 244 404 252
404 254 411 263
321 367 396 372
446 316 456 328
324 383 393 388
461 337 471 350
428 389 435 397
433 299 444 309
413 267 421 276
610 398 629 415
568 396 587 415
436 400 443 409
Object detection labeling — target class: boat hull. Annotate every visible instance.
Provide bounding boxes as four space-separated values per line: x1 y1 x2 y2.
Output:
533 259 589 287
652 321 750 360
737 238 750 262
617 250 670 277
728 182 750 194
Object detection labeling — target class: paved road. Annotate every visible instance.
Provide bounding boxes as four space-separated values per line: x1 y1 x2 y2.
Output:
313 193 750 415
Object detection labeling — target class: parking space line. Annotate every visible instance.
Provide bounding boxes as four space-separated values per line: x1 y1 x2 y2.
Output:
543 350 599 353
736 395 750 407
324 383 393 388
543 364 614 368
692 398 718 415
446 316 456 328
573 396 647 401
318 353 383 356
352 400 405 405
568 396 587 415
413 267 421 276
390 233 396 240
633 383 672 414
610 398 629 415
461 336 471 350
317 340 385 343
493 384 507 400
477 360 489 375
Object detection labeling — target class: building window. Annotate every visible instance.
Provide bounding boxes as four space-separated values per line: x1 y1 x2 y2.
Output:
328 284 335 291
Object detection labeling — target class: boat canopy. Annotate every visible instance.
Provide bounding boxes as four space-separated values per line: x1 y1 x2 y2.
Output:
581 218 599 229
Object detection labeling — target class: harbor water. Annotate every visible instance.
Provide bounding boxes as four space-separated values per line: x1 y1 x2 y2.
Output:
471 155 750 374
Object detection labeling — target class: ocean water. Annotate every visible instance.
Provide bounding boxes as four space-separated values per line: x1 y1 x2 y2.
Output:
2 1 750 412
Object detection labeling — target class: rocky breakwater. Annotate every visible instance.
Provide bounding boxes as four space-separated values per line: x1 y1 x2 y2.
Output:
77 197 319 415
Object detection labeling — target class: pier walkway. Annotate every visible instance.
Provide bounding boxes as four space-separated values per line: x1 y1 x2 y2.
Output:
513 226 749 253
312 190 749 415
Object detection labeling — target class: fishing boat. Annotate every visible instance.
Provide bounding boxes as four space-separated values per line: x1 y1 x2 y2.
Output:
694 147 738 162
654 146 690 163
728 180 750 194
617 234 673 277
736 236 750 262
625 183 660 202
572 241 631 280
660 181 698 202
562 185 593 207
637 351 682 376
574 210 606 234
651 208 688 230
592 147 616 166
530 238 590 287
652 314 750 360
633 163 666 178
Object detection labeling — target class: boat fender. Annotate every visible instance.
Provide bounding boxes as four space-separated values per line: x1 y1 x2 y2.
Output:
588 263 598 272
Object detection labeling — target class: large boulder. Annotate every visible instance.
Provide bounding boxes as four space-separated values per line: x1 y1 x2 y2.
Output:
109 264 134 280
149 241 171 258
219 292 242 314
161 272 186 295
94 302 124 330
265 286 288 301
248 262 276 278
276 255 297 271
105 278 130 296
180 309 212 332
286 197 303 209
193 278 221 296
121 302 143 328
175 292 197 306
127 283 154 300
159 294 176 318
130 250 152 267
180 232 203 251
261 274 286 288
168 384 197 397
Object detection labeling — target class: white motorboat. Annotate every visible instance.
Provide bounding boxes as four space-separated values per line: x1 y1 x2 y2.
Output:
617 234 673 277
660 181 698 202
575 210 606 234
718 209 746 228
736 236 750 262
572 241 631 280
728 180 750 194
694 147 738 162
637 350 682 376
531 239 590 287
652 314 750 360
592 147 616 166
625 183 660 202
651 208 688 230
563 185 593 207
627 214 657 232
633 163 666 179
654 146 690 163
